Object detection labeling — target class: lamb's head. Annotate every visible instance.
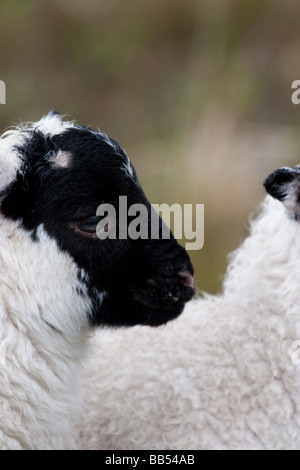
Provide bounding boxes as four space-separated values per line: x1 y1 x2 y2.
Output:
264 166 300 218
0 111 194 332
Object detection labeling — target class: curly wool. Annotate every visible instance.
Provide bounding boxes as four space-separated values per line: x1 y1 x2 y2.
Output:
78 194 300 450
0 221 91 450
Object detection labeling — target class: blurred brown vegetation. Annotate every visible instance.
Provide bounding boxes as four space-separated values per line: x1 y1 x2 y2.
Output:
1 0 300 293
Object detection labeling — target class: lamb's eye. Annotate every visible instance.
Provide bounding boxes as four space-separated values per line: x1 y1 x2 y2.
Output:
70 213 112 240
77 216 101 234
70 216 104 240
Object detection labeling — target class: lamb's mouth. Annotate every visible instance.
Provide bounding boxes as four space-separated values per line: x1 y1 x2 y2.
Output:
132 278 195 308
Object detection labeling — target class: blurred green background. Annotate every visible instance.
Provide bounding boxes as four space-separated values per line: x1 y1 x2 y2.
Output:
1 0 300 293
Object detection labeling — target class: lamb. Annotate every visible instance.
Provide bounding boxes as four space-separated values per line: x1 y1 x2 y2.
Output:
78 166 300 450
0 111 194 450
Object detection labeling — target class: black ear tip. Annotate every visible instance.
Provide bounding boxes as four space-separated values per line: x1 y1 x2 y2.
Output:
263 167 298 201
47 110 61 118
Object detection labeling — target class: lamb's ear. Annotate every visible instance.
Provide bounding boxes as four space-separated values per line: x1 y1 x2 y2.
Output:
264 167 300 215
45 110 61 119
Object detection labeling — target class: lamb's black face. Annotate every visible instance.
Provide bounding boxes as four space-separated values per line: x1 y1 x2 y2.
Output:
1 117 195 327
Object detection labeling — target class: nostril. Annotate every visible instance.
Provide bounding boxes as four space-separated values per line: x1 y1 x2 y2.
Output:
177 271 194 288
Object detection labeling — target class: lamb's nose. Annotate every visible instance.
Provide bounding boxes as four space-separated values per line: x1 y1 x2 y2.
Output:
177 271 194 288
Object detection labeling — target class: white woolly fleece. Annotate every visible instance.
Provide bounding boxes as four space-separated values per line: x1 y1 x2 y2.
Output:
78 196 300 450
0 114 93 449
0 217 92 450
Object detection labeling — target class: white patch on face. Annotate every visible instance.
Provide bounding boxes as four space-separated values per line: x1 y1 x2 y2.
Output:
51 150 72 169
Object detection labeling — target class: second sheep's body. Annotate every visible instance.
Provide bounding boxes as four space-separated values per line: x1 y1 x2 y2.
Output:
79 167 300 450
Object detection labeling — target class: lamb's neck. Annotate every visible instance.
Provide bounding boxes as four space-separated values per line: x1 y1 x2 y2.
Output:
223 197 300 314
0 306 90 450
